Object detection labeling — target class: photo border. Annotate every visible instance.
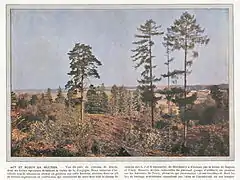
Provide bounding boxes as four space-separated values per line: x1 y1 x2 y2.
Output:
6 3 234 162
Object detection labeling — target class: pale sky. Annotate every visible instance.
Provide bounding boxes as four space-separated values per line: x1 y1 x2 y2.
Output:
11 8 229 90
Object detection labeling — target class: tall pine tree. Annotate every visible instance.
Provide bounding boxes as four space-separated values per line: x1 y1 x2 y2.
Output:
161 33 175 114
131 19 163 128
65 43 102 121
167 12 210 147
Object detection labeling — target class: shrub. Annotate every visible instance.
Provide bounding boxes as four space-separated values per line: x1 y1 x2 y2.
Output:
199 106 217 125
52 147 76 157
11 128 33 157
155 120 170 129
30 107 94 156
188 126 229 156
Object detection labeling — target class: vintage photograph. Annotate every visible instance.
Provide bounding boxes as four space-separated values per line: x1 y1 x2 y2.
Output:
9 6 231 157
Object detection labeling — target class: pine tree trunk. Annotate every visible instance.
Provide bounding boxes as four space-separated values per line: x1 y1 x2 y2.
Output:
80 75 84 122
149 36 154 128
183 38 188 148
167 46 171 114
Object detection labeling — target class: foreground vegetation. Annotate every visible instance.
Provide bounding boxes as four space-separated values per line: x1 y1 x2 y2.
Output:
11 84 229 157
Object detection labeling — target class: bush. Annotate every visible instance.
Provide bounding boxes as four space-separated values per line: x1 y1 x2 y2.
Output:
123 125 164 152
190 93 229 125
11 115 35 133
199 106 217 125
155 120 170 129
188 126 229 156
11 101 95 157
30 107 94 156
11 128 33 157
52 147 76 157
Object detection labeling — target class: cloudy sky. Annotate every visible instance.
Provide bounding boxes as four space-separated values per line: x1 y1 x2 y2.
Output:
11 8 229 90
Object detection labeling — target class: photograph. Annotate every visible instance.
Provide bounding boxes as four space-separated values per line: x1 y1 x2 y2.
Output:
9 6 231 158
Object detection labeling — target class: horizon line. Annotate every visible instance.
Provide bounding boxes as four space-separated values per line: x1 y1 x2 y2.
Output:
12 82 229 91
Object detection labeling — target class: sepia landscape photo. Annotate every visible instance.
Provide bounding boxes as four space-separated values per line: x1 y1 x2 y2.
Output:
9 5 232 158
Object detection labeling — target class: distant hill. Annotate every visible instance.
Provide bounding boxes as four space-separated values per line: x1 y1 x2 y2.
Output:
14 89 64 94
186 83 229 91
13 83 229 94
157 84 229 91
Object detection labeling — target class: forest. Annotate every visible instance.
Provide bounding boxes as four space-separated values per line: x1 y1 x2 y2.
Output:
11 11 229 157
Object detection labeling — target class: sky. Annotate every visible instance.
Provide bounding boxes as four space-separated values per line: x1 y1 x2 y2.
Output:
11 8 229 90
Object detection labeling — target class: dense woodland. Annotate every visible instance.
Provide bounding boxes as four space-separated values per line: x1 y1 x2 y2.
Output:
11 11 229 157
